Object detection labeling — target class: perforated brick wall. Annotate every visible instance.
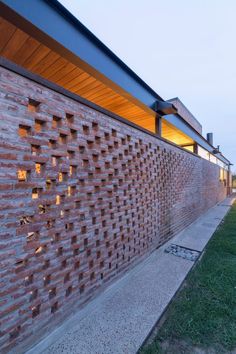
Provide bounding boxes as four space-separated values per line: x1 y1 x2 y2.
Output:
0 66 227 352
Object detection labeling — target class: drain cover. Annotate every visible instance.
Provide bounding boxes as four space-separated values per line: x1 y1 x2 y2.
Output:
165 244 200 262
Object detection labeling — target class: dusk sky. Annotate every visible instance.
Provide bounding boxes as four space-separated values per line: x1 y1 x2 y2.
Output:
60 0 236 172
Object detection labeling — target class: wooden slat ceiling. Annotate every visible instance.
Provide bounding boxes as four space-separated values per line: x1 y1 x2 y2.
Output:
0 16 193 146
0 17 155 132
162 120 193 146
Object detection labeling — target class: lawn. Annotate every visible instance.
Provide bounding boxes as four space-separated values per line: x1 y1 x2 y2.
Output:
140 202 236 354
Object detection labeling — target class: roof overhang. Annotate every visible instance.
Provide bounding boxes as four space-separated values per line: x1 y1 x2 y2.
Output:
164 114 230 165
0 0 164 115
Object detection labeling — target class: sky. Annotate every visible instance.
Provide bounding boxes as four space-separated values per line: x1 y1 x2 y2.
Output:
60 0 236 171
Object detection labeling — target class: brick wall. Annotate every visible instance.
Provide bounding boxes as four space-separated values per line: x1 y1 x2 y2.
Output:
0 66 227 353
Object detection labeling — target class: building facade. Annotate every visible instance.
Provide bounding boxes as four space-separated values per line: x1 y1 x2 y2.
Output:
0 1 232 352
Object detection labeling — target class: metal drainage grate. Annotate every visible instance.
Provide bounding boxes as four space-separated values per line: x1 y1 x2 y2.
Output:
165 244 201 262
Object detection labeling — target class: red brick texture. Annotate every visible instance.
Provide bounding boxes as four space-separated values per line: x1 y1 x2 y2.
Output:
0 67 227 352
